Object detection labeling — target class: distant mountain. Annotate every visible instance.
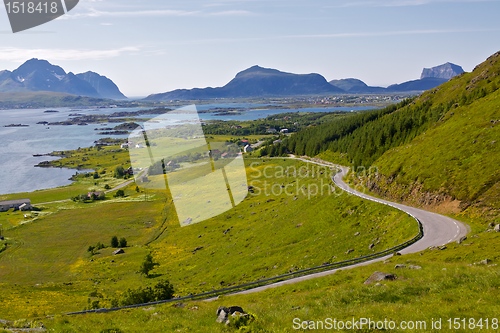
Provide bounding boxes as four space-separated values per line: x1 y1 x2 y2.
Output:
421 62 464 80
329 78 386 94
145 65 344 101
330 62 465 94
386 62 464 92
76 71 127 100
385 77 448 92
0 59 126 100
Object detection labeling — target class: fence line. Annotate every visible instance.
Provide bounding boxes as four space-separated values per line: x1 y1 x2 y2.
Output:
67 219 423 316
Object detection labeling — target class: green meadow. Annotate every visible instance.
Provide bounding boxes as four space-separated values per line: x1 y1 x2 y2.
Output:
0 141 418 324
45 238 500 333
0 123 496 332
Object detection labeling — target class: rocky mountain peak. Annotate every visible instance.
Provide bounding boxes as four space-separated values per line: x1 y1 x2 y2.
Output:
421 62 464 80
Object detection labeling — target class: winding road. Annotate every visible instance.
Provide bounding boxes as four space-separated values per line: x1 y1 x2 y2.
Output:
63 157 470 313
229 159 469 296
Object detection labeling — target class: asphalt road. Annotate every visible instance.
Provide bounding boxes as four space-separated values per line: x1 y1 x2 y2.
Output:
230 160 469 296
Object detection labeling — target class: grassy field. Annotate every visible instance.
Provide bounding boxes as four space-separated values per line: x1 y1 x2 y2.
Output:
2 132 496 332
23 228 500 332
0 145 418 322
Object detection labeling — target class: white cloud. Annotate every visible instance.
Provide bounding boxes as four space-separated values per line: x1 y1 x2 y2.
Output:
64 8 253 19
328 0 498 8
0 47 140 62
281 28 494 39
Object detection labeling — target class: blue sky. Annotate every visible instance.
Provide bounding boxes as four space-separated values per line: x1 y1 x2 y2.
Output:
1 0 499 97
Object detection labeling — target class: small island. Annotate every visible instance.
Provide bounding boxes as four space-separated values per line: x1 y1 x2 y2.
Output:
4 124 29 127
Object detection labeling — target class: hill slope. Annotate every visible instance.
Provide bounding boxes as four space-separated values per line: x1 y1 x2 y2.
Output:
269 51 500 219
368 57 499 217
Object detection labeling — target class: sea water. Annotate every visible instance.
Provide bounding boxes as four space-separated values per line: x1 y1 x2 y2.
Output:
0 105 376 195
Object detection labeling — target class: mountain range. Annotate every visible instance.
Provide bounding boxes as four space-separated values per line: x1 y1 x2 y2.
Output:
0 59 465 102
146 62 465 101
145 65 344 101
329 62 464 94
0 59 127 100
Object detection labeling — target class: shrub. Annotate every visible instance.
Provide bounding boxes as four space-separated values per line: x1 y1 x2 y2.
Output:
120 280 174 306
139 253 159 277
114 189 125 198
88 242 106 255
111 236 119 248
119 237 127 248
114 166 125 178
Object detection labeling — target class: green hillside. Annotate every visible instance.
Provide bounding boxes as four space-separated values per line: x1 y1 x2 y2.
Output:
268 51 500 221
363 52 500 221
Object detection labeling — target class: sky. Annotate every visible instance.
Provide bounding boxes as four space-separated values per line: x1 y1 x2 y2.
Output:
0 0 499 97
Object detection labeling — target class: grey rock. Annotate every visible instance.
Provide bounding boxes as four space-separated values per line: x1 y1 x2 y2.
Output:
409 265 422 270
478 259 492 265
494 224 500 232
364 271 396 285
457 236 467 244
216 306 246 325
394 264 406 269
216 308 229 324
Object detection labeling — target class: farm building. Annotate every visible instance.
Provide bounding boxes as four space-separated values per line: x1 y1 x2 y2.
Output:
87 192 105 200
0 199 32 212
244 145 253 153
